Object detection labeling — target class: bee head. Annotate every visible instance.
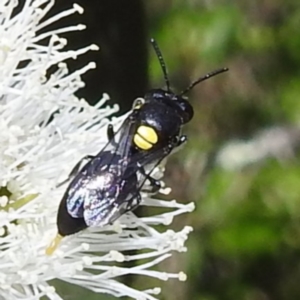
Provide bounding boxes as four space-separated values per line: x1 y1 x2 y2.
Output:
145 88 194 124
149 38 228 122
130 39 228 151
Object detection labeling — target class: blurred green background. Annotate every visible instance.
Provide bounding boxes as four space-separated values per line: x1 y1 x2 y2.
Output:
48 0 300 299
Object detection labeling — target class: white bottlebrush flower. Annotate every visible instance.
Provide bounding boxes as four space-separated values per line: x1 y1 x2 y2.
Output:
0 1 195 299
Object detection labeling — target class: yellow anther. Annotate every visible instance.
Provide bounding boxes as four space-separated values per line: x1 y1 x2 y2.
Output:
45 233 63 256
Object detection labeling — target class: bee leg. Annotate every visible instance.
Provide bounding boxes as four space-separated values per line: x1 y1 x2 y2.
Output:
56 155 94 187
140 167 161 194
145 176 161 193
107 124 118 147
140 135 188 194
142 182 161 194
125 193 142 213
178 135 187 145
173 135 187 148
166 135 187 154
107 124 115 141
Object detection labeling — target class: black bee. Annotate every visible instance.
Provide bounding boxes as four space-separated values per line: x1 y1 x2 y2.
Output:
127 38 228 163
46 39 228 255
46 115 161 255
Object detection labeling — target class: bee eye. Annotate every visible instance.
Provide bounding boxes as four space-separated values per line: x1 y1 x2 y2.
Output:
132 97 145 110
178 100 194 123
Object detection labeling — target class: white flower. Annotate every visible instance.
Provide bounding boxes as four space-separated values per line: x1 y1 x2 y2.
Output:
0 1 195 299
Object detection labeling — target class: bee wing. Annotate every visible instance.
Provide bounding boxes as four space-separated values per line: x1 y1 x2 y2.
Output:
68 137 173 227
65 112 139 222
94 113 137 161
83 172 139 227
100 143 176 218
124 140 174 178
115 116 137 158
83 192 121 227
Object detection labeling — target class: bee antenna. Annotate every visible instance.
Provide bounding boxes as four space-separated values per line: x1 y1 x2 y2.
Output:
179 67 229 96
150 38 171 92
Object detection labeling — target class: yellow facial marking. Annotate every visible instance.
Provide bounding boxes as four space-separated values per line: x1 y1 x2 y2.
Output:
134 125 158 150
45 233 63 256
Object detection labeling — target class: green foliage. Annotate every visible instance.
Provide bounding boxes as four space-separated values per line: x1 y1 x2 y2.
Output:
147 0 300 299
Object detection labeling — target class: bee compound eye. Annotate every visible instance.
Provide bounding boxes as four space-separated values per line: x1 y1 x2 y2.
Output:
132 97 145 110
178 100 194 123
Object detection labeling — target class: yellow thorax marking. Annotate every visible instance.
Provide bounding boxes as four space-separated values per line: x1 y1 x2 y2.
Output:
134 125 158 150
